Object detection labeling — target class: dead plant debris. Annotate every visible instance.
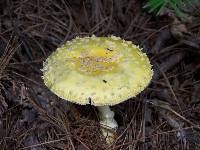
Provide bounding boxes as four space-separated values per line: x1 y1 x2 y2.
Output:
0 0 200 150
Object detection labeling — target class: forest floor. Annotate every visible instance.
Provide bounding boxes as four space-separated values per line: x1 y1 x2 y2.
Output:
0 0 200 150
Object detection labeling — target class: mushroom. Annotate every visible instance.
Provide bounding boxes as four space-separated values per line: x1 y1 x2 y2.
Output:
42 35 153 144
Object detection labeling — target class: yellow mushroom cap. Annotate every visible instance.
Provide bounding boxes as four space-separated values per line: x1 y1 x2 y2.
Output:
42 36 153 106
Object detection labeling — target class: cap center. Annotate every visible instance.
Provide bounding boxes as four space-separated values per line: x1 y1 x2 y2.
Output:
71 48 121 75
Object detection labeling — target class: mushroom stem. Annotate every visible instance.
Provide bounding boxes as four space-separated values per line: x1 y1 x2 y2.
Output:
97 106 118 144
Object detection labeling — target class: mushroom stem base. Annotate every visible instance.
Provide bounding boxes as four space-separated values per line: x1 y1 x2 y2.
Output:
97 106 118 144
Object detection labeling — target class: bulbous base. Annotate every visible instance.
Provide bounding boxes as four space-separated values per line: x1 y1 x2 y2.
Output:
97 106 118 144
